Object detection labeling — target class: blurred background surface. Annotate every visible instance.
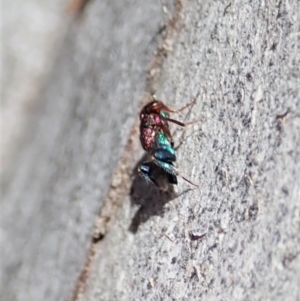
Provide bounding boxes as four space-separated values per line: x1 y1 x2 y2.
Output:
1 0 70 171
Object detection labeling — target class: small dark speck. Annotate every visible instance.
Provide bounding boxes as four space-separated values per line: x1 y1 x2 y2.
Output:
249 204 259 219
161 226 168 232
197 61 201 66
223 2 232 16
208 243 218 251
246 73 252 81
282 186 289 195
213 139 218 149
271 42 277 51
283 252 299 267
236 91 242 103
171 257 177 264
277 11 287 19
243 116 251 128
189 229 207 241
208 278 215 287
276 109 290 121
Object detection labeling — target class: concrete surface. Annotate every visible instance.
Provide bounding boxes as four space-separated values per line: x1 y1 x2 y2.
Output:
1 0 300 301
1 0 70 170
1 0 162 300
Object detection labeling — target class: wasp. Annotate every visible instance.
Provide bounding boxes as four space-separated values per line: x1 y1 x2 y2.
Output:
138 96 198 188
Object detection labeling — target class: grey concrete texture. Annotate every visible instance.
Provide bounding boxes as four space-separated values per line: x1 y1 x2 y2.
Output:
1 0 300 301
1 0 70 171
1 0 162 300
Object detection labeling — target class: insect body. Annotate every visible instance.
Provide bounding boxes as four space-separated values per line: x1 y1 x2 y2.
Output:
139 101 175 150
139 129 178 186
139 99 195 150
138 97 198 188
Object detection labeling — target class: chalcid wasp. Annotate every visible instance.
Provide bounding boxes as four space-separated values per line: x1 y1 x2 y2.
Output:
138 96 198 188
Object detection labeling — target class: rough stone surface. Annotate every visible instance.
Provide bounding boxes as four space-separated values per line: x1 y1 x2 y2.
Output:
1 0 300 301
79 1 300 301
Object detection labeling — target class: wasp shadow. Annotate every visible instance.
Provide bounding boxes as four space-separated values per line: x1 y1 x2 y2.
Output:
129 153 178 233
